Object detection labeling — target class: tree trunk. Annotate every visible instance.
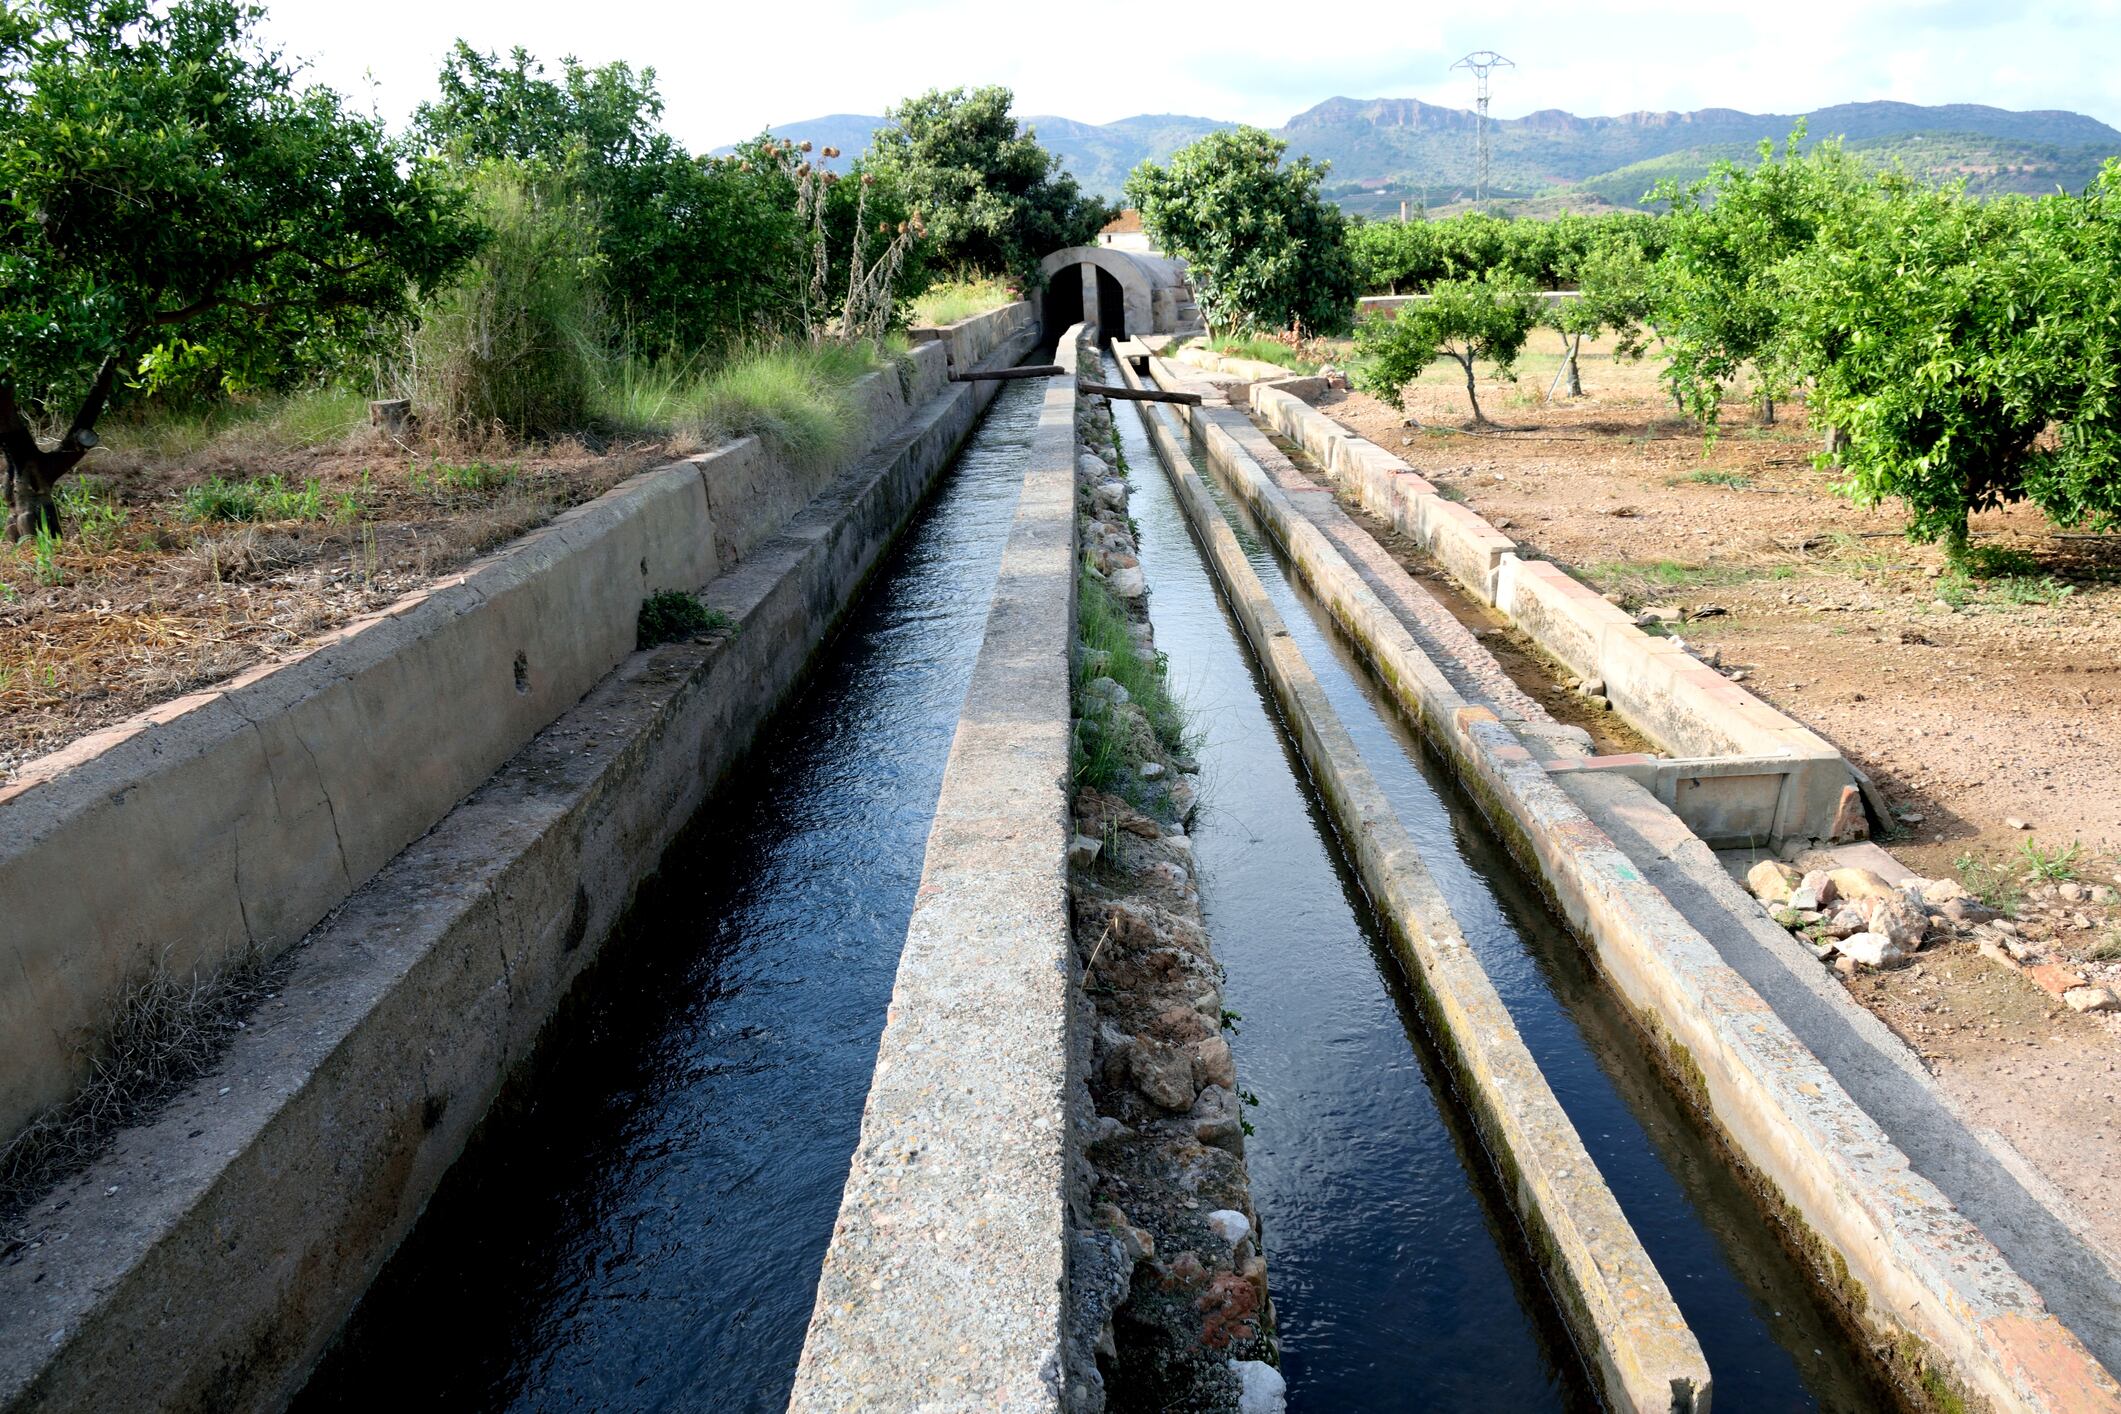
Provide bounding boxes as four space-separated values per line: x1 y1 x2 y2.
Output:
1458 353 1486 426
3 442 79 541
1821 425 1848 465
1564 334 1584 398
1759 393 1776 426
2 358 119 541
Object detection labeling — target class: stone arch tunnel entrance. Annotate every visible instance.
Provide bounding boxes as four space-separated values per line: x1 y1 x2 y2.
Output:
1036 245 1200 342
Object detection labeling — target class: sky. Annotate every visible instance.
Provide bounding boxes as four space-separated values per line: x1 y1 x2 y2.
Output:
256 0 2121 149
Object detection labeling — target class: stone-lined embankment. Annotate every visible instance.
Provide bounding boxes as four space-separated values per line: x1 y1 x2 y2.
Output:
1065 351 1279 1413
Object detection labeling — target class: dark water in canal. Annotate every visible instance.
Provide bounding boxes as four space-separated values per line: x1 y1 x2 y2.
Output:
1110 370 1890 1412
295 376 1047 1414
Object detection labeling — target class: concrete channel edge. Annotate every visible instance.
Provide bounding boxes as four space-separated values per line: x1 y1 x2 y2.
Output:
1152 355 2121 1414
1246 383 1861 850
0 307 1042 1413
1117 349 1712 1414
789 326 1083 1410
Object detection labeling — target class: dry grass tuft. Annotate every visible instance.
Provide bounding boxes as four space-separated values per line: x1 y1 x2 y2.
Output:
1 944 293 1221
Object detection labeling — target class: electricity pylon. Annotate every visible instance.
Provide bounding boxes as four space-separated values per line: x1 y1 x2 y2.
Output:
1450 50 1514 207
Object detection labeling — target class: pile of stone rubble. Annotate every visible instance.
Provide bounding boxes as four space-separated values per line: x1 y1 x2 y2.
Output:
1747 858 2120 1013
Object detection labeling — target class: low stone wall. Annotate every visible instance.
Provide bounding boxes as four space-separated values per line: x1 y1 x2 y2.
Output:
1124 349 1710 1414
0 308 1043 1413
1152 355 2121 1414
791 326 1080 1409
909 298 1038 374
1247 382 1860 849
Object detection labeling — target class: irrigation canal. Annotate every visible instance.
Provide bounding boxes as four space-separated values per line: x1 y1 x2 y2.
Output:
291 346 1891 1411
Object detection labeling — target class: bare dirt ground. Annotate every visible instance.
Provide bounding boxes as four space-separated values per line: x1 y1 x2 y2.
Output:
1 420 660 780
1317 328 2121 1261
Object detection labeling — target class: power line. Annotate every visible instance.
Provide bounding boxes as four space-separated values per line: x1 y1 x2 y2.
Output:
1449 50 1515 207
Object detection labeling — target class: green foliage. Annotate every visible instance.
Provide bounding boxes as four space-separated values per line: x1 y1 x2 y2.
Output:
1072 563 1185 793
1788 160 2121 552
418 44 811 356
1954 853 2024 914
865 87 1110 289
1354 273 1540 423
1346 210 1669 294
0 0 478 537
409 164 607 436
2018 838 2082 882
636 589 729 647
596 338 893 465
1649 125 1869 425
1204 334 1318 373
1128 127 1356 336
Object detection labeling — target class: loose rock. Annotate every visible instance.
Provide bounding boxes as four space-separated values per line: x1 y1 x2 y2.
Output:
2064 986 2119 1014
1748 860 1802 904
1836 932 1908 968
1205 1209 1252 1247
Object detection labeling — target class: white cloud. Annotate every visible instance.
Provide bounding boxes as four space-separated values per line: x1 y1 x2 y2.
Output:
255 0 2121 149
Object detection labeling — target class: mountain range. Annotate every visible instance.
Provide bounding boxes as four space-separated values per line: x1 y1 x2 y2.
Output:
726 98 2121 217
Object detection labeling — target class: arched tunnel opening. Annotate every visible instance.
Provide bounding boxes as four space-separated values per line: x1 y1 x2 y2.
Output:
1094 267 1125 342
1041 272 1083 342
1040 262 1130 344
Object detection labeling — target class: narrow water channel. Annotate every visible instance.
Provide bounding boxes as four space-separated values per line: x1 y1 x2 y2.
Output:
293 376 1048 1413
1110 362 1892 1412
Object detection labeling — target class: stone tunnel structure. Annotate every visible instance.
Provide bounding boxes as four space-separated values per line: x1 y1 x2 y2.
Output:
1037 245 1201 340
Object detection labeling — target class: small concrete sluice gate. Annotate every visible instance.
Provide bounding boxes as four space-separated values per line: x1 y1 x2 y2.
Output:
0 253 2116 1414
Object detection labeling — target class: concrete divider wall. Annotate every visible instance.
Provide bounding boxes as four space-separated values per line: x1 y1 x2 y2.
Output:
1122 349 1710 1414
791 325 1080 1408
1246 383 1859 849
0 325 1041 1147
1159 357 2121 1414
0 312 1045 1414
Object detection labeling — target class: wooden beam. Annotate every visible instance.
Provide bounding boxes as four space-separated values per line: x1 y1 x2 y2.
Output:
948 364 1064 381
1078 380 1201 406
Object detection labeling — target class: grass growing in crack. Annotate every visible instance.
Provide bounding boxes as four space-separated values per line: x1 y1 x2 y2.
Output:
1072 562 1186 794
0 946 291 1221
1955 852 2024 914
2018 838 2082 882
636 589 731 648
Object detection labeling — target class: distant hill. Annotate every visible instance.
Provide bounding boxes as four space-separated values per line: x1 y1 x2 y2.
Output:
723 98 2121 214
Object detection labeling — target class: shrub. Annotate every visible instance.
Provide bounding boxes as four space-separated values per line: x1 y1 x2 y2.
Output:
865 86 1110 290
408 164 608 437
637 589 729 647
0 0 476 540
